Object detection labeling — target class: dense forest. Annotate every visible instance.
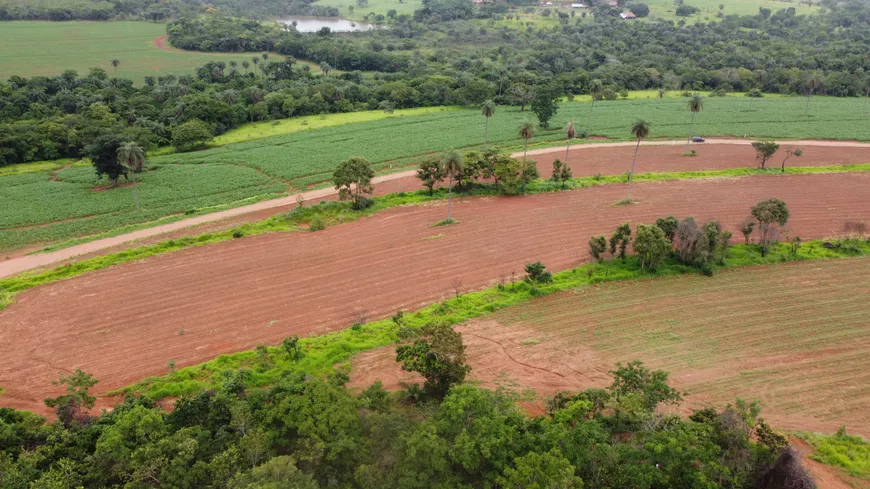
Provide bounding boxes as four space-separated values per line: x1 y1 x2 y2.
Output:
0 0 335 21
0 348 810 489
3 0 870 166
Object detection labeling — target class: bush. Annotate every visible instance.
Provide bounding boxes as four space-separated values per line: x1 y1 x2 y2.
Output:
172 119 214 152
232 229 244 238
629 2 649 17
309 217 325 231
675 4 699 15
525 261 553 283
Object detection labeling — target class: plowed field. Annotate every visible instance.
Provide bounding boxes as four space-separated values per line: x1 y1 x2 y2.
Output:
2 172 870 415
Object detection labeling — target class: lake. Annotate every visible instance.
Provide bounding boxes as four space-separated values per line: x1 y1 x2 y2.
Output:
277 16 377 32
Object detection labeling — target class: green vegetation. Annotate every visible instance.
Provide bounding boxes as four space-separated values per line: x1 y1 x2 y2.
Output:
799 429 870 479
0 21 277 84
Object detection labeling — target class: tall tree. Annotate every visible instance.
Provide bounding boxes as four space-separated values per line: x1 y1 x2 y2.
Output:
518 121 535 163
685 94 704 154
443 150 464 222
564 121 576 167
333 156 375 209
110 59 120 77
804 73 823 116
242 60 250 73
480 100 496 148
586 79 603 133
117 142 146 211
627 120 650 201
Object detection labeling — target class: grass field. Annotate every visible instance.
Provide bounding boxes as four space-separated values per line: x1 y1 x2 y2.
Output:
3 94 870 252
0 21 285 84
643 0 817 21
314 0 423 20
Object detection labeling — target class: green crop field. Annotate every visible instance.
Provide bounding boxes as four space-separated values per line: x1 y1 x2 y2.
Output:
0 21 287 84
2 94 869 252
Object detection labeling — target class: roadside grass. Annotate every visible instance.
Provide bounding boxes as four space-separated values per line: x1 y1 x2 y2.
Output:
5 94 870 252
114 239 870 399
3 163 869 310
798 431 870 479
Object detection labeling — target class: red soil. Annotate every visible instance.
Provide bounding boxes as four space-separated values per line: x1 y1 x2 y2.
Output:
2 171 869 416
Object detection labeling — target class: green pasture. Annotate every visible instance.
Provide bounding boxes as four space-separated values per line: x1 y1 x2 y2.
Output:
643 0 817 21
0 21 289 84
313 0 423 20
2 94 870 252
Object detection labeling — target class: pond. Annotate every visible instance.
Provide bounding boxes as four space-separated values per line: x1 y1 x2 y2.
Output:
277 16 377 32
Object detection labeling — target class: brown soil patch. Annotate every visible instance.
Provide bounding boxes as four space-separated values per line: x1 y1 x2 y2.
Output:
2 173 870 416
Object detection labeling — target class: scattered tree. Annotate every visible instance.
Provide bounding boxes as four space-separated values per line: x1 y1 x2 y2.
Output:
780 147 803 172
564 120 576 166
518 121 535 162
333 156 375 209
588 235 607 263
442 150 464 222
172 118 214 152
627 119 650 201
609 222 632 259
751 198 790 256
110 58 120 77
116 142 146 211
531 83 562 128
803 73 823 116
417 158 445 195
43 369 98 426
685 94 704 154
395 324 470 400
739 217 755 244
633 223 670 271
85 134 126 186
550 159 572 187
524 261 553 283
752 140 779 169
655 216 679 241
481 100 496 148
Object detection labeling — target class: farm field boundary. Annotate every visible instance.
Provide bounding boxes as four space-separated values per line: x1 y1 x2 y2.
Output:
2 160 869 289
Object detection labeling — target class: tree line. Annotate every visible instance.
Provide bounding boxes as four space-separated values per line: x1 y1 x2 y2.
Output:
0 0 327 21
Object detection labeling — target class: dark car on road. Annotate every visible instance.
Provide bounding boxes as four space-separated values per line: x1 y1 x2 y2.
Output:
692 136 705 142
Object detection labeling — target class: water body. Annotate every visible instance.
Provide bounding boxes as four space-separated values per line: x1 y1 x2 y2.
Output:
277 16 376 32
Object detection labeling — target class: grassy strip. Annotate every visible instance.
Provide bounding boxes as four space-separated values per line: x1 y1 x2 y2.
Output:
114 239 870 399
3 163 869 312
797 431 870 479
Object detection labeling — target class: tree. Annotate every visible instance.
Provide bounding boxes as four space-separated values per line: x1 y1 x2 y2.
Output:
395 324 470 400
481 100 496 148
564 120 575 167
588 235 607 263
518 121 535 162
492 155 526 195
43 369 98 426
739 217 755 244
229 456 318 489
85 134 126 185
751 198 789 256
525 261 553 283
443 150 464 222
110 58 120 77
609 222 632 259
117 142 146 211
321 62 332 76
333 156 375 210
172 119 214 152
551 159 571 187
609 360 682 415
507 83 535 111
417 158 444 195
685 94 703 154
804 72 823 116
655 216 679 241
497 450 583 489
242 60 250 73
780 147 803 172
630 3 650 16
586 79 603 133
531 83 561 128
627 119 650 201
751 140 779 169
633 224 670 271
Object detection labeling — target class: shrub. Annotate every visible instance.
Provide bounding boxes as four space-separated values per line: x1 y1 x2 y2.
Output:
525 261 553 283
309 217 325 231
675 4 699 15
609 222 632 259
633 224 671 271
232 229 244 238
588 235 607 263
282 335 304 361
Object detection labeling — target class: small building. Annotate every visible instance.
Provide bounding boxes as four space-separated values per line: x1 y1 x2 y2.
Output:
570 3 589 7
620 11 636 18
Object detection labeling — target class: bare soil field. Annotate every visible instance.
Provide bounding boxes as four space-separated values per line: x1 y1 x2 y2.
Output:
351 258 870 437
2 172 870 415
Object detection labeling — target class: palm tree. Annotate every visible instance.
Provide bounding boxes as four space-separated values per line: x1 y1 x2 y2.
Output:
252 57 260 75
110 59 120 77
229 60 237 69
242 60 250 74
443 150 464 222
804 73 823 116
657 88 666 102
481 100 496 148
117 142 146 211
627 120 650 201
685 94 704 154
564 120 576 166
519 121 535 162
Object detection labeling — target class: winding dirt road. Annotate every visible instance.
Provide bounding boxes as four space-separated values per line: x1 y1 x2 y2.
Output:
2 139 869 278
2 167 869 415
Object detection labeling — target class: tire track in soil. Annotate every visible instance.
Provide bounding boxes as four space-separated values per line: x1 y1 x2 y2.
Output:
2 172 870 415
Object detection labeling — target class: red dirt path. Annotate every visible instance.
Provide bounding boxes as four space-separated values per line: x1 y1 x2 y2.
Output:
2 172 870 416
